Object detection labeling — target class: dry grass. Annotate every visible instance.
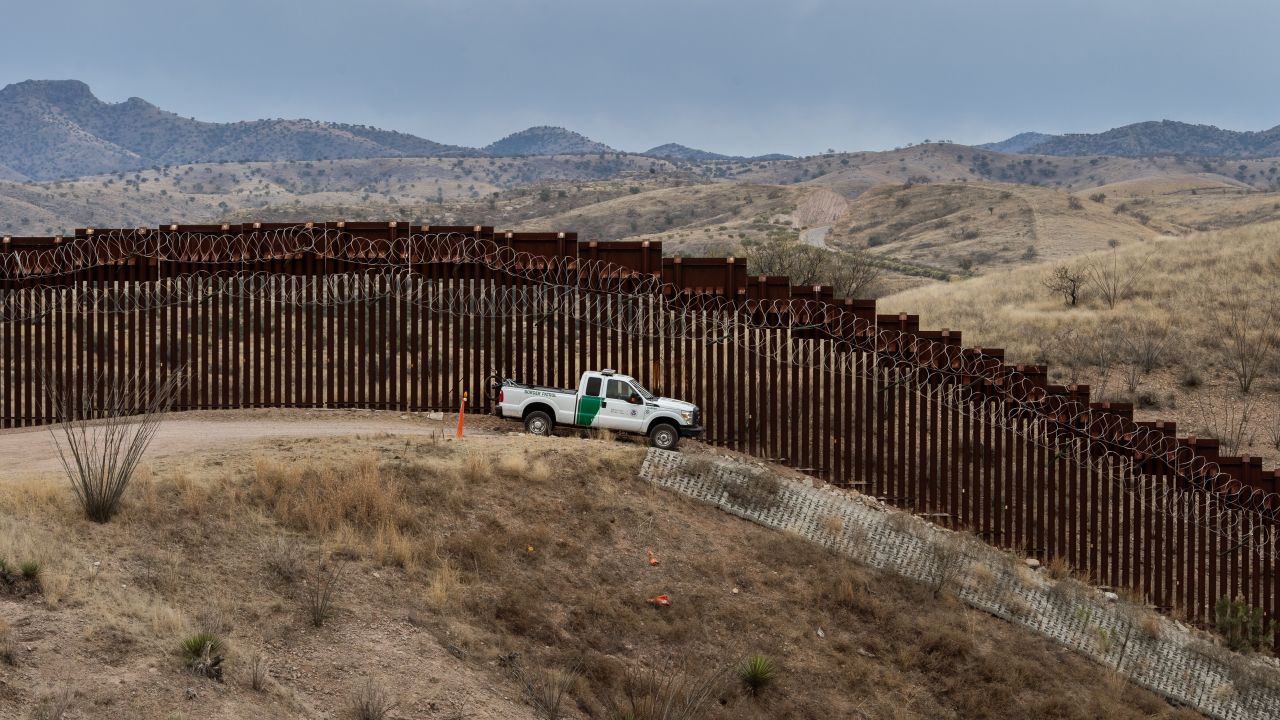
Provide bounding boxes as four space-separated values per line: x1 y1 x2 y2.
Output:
884 222 1280 464
0 432 1209 719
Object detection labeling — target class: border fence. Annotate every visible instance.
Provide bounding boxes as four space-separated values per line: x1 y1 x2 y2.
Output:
1 221 1276 646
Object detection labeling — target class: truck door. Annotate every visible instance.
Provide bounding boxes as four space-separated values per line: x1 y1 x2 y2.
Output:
598 378 646 432
574 375 605 427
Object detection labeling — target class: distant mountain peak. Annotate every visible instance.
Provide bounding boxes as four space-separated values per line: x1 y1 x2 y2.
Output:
483 126 615 156
0 79 475 180
643 143 730 161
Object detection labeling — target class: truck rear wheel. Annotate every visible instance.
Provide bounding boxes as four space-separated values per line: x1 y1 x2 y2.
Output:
649 423 679 451
524 410 553 437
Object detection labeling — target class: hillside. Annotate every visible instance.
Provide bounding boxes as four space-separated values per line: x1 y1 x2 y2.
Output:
484 126 616 156
644 143 731 161
979 132 1054 154
0 413 1202 719
881 222 1280 465
0 80 476 180
985 120 1280 158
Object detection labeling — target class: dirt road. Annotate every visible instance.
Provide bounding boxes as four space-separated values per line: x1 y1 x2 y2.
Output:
0 408 502 478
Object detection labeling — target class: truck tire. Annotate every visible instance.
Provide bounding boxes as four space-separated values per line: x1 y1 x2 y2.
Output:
524 410 553 437
649 423 679 451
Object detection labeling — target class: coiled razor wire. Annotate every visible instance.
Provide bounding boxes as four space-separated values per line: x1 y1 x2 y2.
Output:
1 226 1277 556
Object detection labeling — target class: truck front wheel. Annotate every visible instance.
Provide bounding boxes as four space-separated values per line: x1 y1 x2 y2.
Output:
524 410 554 437
649 423 680 451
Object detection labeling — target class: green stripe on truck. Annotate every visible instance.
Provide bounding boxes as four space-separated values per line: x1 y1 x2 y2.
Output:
576 395 602 426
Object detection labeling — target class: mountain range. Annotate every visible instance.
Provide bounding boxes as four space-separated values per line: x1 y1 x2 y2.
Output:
0 80 780 181
983 120 1280 158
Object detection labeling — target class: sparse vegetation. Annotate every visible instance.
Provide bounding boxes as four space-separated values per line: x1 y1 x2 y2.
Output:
348 678 396 720
304 553 343 627
43 368 184 522
736 654 777 696
180 632 226 681
518 664 579 720
1214 595 1274 653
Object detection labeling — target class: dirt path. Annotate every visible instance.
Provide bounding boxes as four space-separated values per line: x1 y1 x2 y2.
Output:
0 408 503 478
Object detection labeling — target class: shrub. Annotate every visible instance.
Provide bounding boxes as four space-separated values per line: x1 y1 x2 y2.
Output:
263 535 306 583
44 368 185 523
0 619 15 666
518 663 579 720
305 554 344 627
349 679 396 720
1044 556 1072 580
1215 595 1273 653
1067 196 1084 210
608 666 722 720
19 560 40 579
180 632 225 681
737 654 777 696
929 533 972 598
721 468 782 512
247 651 270 691
29 689 74 720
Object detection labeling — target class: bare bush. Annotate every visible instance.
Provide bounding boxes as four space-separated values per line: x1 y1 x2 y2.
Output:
1218 299 1279 394
930 532 975 599
44 368 185 522
1194 397 1255 456
1081 249 1151 309
1043 265 1086 306
747 238 825 285
747 239 881 298
517 663 579 720
349 678 396 720
305 553 343 627
247 651 270 691
29 689 74 720
825 247 882 299
263 535 306 583
607 666 723 720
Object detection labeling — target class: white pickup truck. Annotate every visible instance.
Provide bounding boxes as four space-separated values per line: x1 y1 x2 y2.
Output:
491 370 702 450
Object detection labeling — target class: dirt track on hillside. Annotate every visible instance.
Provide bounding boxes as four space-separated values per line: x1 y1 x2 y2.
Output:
0 408 505 478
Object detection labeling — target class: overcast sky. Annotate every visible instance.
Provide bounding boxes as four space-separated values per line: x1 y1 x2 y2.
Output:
3 0 1278 156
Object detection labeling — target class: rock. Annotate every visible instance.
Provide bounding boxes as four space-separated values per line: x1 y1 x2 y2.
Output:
427 411 445 421
816 627 825 638
1024 558 1041 569
1103 592 1119 602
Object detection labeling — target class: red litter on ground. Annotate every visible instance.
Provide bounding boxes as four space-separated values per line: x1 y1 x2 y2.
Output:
647 594 670 606
646 549 660 566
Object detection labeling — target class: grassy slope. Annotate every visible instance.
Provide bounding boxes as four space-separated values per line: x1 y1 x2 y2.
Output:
0 427 1201 719
881 222 1280 465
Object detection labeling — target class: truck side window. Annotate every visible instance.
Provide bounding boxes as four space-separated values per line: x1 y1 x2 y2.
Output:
606 379 631 400
585 377 602 396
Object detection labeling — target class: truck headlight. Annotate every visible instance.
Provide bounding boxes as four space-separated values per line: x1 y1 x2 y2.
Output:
680 410 693 423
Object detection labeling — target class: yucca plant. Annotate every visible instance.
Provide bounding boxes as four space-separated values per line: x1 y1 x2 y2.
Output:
180 632 225 681
18 560 40 579
737 654 776 696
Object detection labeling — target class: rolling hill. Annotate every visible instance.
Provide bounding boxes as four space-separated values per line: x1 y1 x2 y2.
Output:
483 126 616 156
984 120 1280 158
0 80 477 180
